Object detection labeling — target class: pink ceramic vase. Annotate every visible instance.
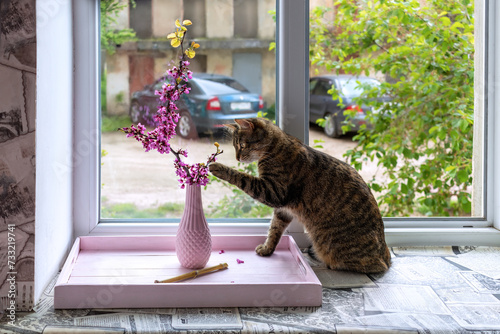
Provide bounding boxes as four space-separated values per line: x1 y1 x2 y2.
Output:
175 184 212 269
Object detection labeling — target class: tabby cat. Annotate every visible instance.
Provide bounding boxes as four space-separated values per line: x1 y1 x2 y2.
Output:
209 118 391 274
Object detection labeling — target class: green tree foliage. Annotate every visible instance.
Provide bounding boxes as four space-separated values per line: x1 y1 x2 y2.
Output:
310 0 474 216
101 0 137 54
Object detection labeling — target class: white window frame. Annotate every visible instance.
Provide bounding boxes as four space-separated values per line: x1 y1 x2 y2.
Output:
73 0 500 247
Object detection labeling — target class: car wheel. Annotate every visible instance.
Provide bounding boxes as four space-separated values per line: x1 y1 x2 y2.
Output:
176 110 198 139
129 101 142 123
324 113 340 138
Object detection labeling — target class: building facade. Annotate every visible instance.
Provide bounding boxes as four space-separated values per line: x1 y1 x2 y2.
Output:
105 0 277 116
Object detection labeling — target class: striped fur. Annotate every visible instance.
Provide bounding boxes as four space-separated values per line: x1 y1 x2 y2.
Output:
209 118 391 274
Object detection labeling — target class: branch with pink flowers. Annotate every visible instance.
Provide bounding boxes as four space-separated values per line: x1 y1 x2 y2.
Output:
119 19 223 188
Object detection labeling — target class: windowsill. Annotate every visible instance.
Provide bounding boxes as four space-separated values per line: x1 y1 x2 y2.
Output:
88 222 500 247
10 243 500 333
383 226 500 246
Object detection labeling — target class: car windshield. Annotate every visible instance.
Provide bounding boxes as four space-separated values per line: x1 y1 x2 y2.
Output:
339 78 380 97
194 78 243 95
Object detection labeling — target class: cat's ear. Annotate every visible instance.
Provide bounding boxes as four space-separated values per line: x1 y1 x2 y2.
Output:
224 123 238 133
234 119 254 131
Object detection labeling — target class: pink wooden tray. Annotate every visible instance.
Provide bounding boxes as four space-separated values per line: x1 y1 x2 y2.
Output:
54 235 322 309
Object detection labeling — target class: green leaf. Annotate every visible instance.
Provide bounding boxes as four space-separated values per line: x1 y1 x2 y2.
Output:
457 170 469 183
461 201 472 214
440 16 451 27
451 22 465 31
429 126 440 134
402 147 412 158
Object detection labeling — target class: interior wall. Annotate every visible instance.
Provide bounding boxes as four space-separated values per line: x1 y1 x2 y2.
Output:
34 0 74 303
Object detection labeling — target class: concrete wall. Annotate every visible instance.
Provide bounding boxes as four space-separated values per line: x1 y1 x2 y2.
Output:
262 49 276 106
110 0 130 30
152 0 181 37
106 54 130 116
206 0 234 38
258 0 276 39
206 50 233 77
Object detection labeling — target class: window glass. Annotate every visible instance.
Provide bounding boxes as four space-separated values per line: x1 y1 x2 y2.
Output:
100 0 276 220
309 0 477 218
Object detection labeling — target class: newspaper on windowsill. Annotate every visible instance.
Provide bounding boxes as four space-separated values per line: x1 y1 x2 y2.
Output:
42 325 126 334
391 246 457 257
172 307 242 330
446 246 500 279
73 313 173 333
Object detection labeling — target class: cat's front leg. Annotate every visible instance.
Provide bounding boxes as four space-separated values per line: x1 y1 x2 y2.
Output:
256 208 293 256
209 162 286 208
208 162 234 183
209 162 255 191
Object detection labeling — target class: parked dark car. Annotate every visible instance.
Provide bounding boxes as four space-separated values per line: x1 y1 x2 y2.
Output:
129 73 264 138
309 75 384 138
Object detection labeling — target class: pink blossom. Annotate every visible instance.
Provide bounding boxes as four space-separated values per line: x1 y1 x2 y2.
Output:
118 29 222 188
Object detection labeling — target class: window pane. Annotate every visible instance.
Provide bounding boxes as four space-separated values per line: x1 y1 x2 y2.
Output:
309 0 477 218
100 0 276 220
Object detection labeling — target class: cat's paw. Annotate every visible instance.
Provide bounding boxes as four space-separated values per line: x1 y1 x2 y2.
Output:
255 244 274 257
208 162 227 179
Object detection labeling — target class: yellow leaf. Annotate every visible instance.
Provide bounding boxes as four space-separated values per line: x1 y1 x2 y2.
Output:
183 19 192 26
175 19 181 27
191 42 200 49
185 48 195 58
167 33 176 39
171 38 181 48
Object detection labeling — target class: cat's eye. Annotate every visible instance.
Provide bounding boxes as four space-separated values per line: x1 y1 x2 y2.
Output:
240 142 246 148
